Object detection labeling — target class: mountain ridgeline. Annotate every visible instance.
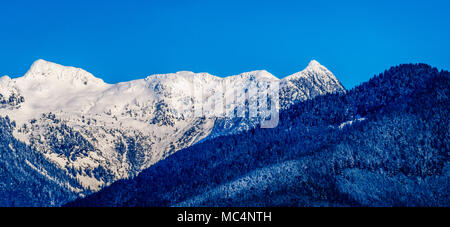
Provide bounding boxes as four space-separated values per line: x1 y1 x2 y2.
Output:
0 59 344 206
67 63 449 207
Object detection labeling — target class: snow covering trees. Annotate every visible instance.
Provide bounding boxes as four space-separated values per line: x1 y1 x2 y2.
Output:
68 63 449 207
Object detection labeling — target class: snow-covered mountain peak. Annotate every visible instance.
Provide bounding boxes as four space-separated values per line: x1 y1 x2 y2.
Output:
282 60 337 83
0 75 11 80
22 59 106 86
304 60 332 74
230 70 279 81
278 60 346 107
0 75 12 85
0 75 12 86
0 75 17 97
306 59 322 69
175 70 195 75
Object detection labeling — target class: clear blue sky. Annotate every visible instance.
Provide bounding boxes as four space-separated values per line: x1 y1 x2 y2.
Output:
1 0 449 88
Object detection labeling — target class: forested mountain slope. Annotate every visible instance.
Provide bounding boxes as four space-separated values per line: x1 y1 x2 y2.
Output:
67 63 449 207
0 117 78 206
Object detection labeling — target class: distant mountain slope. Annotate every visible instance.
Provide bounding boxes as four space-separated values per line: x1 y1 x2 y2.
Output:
0 59 343 206
66 63 449 207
